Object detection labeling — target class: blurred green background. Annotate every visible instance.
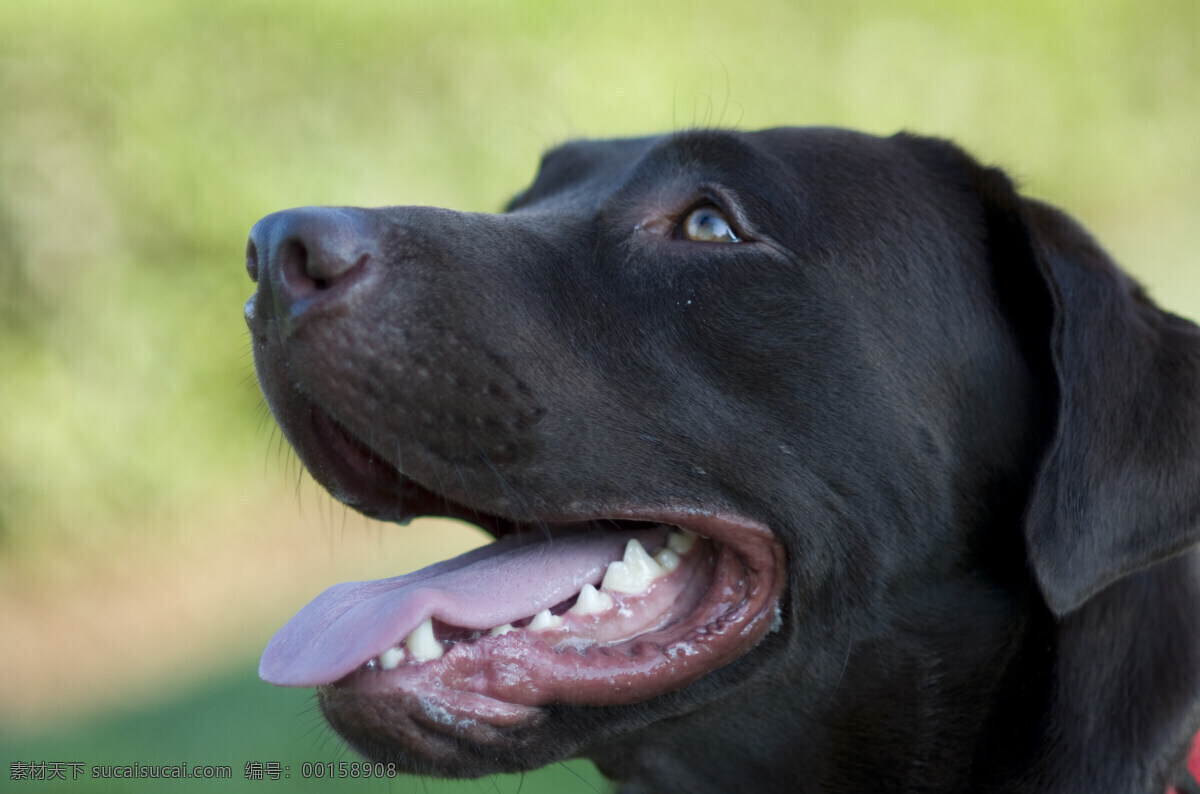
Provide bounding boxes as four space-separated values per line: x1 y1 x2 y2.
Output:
1 0 1195 791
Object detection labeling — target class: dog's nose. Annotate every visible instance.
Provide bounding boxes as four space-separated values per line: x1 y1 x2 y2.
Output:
246 207 376 317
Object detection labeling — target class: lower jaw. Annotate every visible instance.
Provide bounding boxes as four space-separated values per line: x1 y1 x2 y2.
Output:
317 686 557 777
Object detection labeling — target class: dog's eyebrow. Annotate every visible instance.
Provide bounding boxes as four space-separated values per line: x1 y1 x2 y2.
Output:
654 130 765 171
506 137 657 212
508 131 769 214
608 130 783 203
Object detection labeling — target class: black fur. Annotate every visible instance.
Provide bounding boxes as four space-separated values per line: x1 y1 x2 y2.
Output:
245 127 1200 792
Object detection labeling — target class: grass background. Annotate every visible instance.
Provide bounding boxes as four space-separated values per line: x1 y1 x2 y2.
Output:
1 1 1195 791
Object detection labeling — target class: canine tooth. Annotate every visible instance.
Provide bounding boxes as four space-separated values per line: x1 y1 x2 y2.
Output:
529 609 564 631
653 547 681 573
667 530 697 555
490 623 515 636
570 583 614 616
602 539 664 594
378 646 405 670
405 618 443 662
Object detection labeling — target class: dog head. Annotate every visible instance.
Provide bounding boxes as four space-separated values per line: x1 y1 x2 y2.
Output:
245 128 1200 791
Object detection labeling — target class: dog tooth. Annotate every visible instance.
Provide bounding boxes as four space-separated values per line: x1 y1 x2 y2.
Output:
624 537 665 577
570 583 615 616
602 539 663 594
490 623 515 636
667 530 697 555
653 547 681 573
378 646 405 670
601 559 634 593
529 609 565 631
405 618 444 662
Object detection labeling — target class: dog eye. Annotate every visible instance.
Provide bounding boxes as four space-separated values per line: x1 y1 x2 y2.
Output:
682 205 740 243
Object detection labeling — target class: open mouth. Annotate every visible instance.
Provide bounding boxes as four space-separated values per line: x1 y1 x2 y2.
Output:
260 404 786 727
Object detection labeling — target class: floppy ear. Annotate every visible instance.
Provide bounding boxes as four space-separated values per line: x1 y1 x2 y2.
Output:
1008 193 1200 616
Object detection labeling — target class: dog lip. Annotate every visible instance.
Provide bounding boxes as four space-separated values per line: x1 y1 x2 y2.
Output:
311 509 785 716
304 405 468 526
319 683 539 729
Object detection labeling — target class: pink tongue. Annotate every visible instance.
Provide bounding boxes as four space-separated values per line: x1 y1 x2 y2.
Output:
260 525 666 687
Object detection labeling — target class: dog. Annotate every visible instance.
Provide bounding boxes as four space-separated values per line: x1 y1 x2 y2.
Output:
244 127 1200 793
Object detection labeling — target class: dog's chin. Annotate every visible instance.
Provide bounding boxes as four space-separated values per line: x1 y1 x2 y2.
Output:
259 398 787 774
316 686 554 777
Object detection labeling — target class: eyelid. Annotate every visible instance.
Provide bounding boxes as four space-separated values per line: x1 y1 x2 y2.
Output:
632 187 753 240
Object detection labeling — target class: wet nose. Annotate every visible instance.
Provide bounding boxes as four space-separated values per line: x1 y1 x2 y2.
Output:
245 206 376 317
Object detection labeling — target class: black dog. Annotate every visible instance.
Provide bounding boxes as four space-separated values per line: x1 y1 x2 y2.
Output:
244 127 1200 793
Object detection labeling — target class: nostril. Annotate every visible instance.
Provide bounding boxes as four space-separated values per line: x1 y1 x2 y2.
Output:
279 237 321 299
301 230 370 286
245 238 260 283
